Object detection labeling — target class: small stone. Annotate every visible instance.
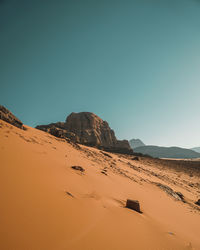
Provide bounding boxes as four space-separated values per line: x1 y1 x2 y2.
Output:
71 166 85 172
195 199 200 206
66 192 74 197
126 199 142 213
132 156 139 161
101 171 107 175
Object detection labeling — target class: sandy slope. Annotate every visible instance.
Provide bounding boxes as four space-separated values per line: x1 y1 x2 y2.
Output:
0 120 200 250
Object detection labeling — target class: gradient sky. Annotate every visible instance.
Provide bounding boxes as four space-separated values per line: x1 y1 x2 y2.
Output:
1 0 200 148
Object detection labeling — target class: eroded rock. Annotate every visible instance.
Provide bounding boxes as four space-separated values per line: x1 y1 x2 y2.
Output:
155 183 185 202
0 105 24 129
36 112 133 154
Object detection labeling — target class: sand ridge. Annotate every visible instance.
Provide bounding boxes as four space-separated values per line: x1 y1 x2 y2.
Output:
0 120 200 250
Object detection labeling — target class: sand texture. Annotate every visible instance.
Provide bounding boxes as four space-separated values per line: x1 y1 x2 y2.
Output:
0 120 200 250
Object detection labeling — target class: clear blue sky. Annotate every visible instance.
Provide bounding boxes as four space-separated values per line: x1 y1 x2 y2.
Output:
1 0 200 148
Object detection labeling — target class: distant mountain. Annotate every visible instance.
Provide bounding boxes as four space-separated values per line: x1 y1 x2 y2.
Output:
129 139 145 149
191 147 200 153
134 145 200 159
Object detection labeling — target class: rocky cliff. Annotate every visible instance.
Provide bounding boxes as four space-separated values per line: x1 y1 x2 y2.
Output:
0 105 24 129
36 112 133 154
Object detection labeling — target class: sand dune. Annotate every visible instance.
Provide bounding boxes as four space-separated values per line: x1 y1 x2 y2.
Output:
0 120 200 250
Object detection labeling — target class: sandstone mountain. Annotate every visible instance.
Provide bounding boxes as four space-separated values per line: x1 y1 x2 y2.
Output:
129 138 145 149
0 105 24 129
36 112 133 154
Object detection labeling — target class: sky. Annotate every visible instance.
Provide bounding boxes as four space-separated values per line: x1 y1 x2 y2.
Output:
1 0 200 148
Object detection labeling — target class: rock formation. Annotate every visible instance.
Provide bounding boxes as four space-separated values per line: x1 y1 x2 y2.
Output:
36 112 133 154
36 122 78 142
65 112 117 147
0 105 24 129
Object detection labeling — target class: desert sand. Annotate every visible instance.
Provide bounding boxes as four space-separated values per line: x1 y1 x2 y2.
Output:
0 119 200 250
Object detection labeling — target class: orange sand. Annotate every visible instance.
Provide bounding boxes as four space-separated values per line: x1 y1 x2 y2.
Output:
0 120 200 250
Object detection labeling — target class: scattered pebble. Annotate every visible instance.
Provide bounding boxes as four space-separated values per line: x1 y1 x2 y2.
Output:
71 166 85 173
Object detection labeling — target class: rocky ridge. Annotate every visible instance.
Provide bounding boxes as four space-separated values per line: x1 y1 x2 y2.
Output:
0 105 24 129
36 112 133 154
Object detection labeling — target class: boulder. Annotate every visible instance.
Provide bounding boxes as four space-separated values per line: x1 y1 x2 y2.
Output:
126 199 142 213
0 105 23 129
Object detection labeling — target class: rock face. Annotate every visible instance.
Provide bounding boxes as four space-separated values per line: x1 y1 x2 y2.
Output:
36 122 78 142
0 105 24 129
65 112 117 147
36 112 133 154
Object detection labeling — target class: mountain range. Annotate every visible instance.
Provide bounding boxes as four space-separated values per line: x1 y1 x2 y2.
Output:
191 147 200 153
129 138 200 159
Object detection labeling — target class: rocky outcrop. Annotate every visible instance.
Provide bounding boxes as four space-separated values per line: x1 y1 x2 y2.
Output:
0 105 24 129
65 112 117 147
36 112 133 154
36 122 78 142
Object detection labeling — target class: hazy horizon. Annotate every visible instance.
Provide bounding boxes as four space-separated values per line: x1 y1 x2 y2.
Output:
1 0 200 148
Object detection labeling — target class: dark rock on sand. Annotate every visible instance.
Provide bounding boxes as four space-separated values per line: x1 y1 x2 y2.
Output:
126 199 142 213
132 156 139 161
71 166 85 172
155 183 185 202
195 199 200 206
175 192 185 201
